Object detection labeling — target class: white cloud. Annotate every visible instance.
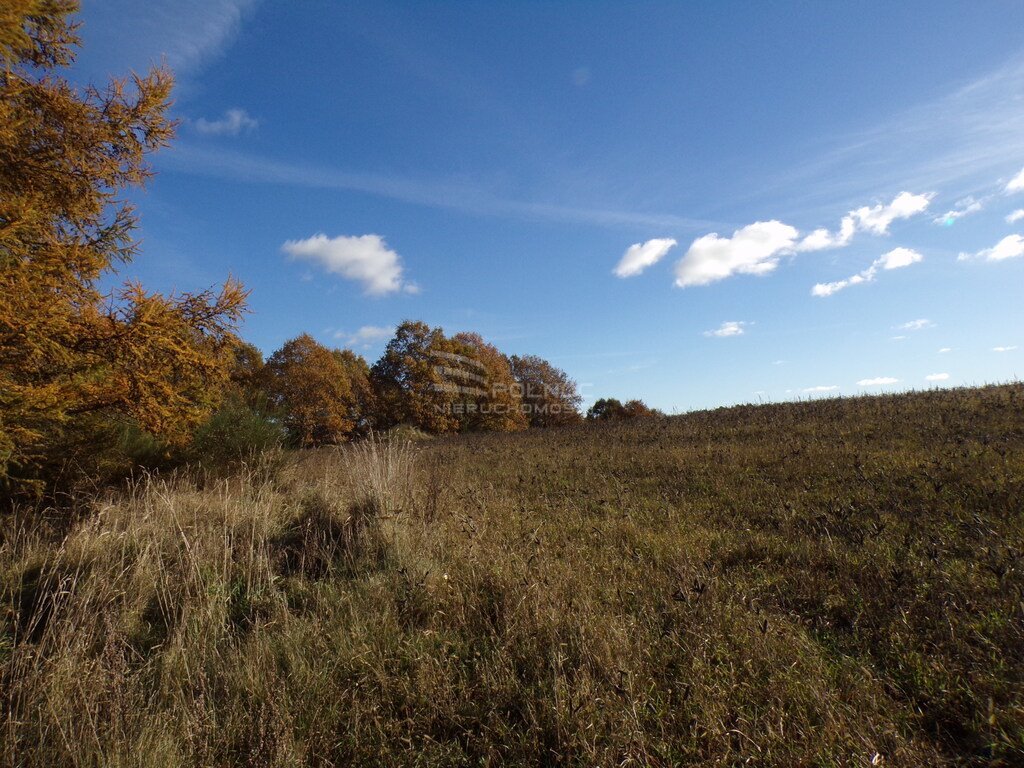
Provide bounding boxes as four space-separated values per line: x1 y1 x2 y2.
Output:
1006 166 1024 194
851 191 933 235
933 196 983 226
925 373 950 382
811 247 923 297
803 385 839 393
703 321 748 338
898 318 933 331
335 325 395 347
877 247 924 270
959 234 1024 262
938 347 952 353
195 108 258 136
614 238 677 277
993 346 1018 352
672 195 930 291
798 192 932 251
857 377 899 386
676 221 798 287
283 234 416 296
1007 209 1024 224
796 217 857 251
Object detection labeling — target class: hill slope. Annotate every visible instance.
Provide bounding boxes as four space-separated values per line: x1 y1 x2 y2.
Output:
3 385 1023 766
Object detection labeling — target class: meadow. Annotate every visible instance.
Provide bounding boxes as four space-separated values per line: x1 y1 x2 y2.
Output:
2 384 1022 766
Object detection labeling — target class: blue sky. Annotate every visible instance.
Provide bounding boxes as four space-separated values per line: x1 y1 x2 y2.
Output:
74 0 1024 412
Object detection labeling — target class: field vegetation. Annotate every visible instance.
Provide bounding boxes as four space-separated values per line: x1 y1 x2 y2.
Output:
2 384 1022 766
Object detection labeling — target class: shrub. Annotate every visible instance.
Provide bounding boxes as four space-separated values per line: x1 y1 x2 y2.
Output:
189 397 285 469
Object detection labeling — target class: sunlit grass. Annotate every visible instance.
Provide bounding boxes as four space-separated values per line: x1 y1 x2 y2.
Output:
2 385 1022 766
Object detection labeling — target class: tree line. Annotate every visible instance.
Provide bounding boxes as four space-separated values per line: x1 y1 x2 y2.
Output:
230 324 585 450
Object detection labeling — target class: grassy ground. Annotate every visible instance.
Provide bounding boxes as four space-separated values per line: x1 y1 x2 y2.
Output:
2 385 1022 766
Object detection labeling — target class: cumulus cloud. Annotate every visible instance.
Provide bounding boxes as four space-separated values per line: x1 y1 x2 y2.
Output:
898 318 934 331
877 247 924 269
614 238 677 277
283 234 417 296
925 373 950 382
811 247 924 297
1007 209 1024 224
194 108 258 136
335 325 395 347
803 385 839 393
933 196 983 226
993 346 1018 352
675 221 798 287
857 377 899 386
1006 166 1024 193
797 191 932 251
958 234 1024 262
703 321 748 338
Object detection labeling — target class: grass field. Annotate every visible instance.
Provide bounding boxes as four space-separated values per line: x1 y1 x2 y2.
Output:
2 385 1023 766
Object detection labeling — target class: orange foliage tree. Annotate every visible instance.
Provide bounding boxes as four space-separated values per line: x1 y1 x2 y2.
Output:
262 335 356 447
451 332 527 433
370 321 461 434
508 355 583 428
0 2 247 492
332 349 376 436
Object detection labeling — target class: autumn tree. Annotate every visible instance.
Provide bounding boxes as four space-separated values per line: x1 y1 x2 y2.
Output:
508 355 583 428
452 332 527 432
225 340 265 405
332 349 376 436
623 399 662 418
587 398 627 421
370 321 461 434
587 398 662 421
262 335 356 447
0 2 247 493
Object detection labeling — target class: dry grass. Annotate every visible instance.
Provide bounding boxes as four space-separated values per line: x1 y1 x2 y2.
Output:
2 386 1023 766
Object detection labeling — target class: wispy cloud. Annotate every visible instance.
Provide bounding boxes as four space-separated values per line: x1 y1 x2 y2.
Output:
703 321 748 338
79 0 259 81
933 196 983 226
194 108 258 136
613 238 677 277
938 347 952 353
282 234 418 296
334 325 396 348
803 385 839 393
675 221 798 287
857 377 899 386
163 145 719 232
958 234 1024 262
1006 166 1024 194
897 318 934 331
925 373 950 382
758 59 1024 209
1007 209 1024 224
812 247 923 297
993 346 1018 353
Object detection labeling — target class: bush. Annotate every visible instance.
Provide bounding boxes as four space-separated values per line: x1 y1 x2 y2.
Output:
189 398 285 468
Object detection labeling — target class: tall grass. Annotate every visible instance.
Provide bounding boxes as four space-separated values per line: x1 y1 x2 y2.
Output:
2 386 1022 766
